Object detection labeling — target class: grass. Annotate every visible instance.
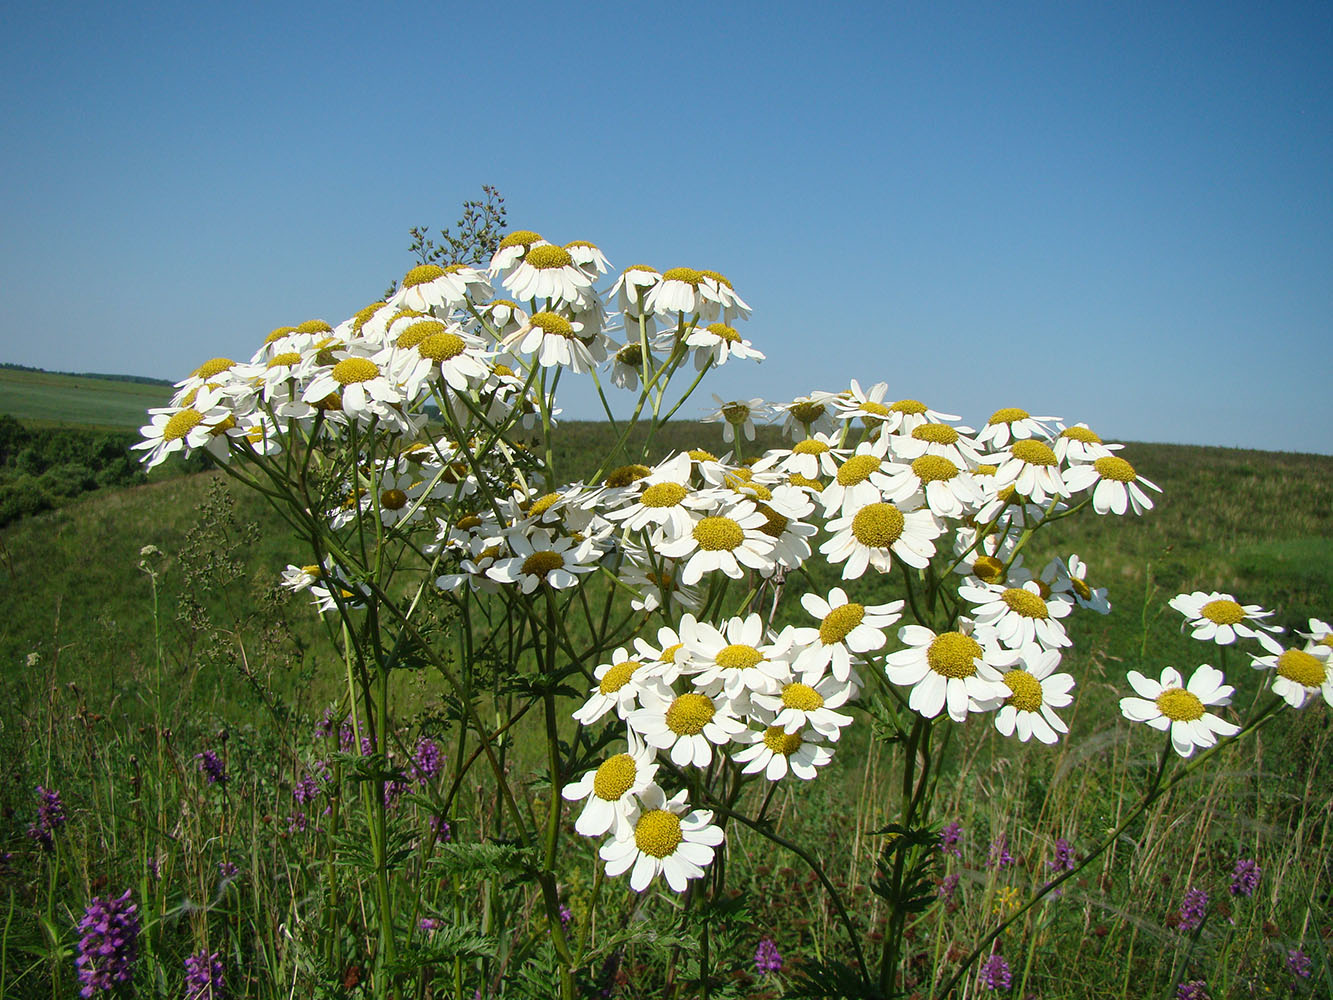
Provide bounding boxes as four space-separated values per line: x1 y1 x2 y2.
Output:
0 368 173 431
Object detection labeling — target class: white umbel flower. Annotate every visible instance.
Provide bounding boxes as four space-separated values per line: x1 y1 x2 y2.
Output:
1120 665 1239 758
598 784 724 892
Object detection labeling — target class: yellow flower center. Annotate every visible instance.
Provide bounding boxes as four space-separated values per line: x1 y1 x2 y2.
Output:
396 319 444 348
604 464 651 487
266 352 302 368
419 332 467 362
1011 440 1058 466
351 302 386 331
693 516 744 552
295 320 333 334
332 358 379 385
1002 588 1049 619
1060 426 1102 444
529 312 575 338
912 423 959 445
265 326 296 344
521 550 565 578
381 489 408 510
314 392 342 411
1070 577 1092 601
988 407 1030 425
756 503 788 538
721 403 751 424
788 401 826 423
662 267 703 285
192 358 236 379
731 479 772 501
706 322 740 342
973 555 1006 584
616 343 643 365
634 809 684 859
660 643 684 664
926 632 982 679
622 264 659 276
163 409 203 441
716 644 764 671
592 754 637 800
850 503 905 548
762 726 804 756
300 564 320 576
1200 599 1245 625
860 401 891 417
912 455 959 483
455 514 482 531
891 399 927 414
793 439 830 456
819 603 865 645
1093 456 1137 483
527 492 562 518
1003 670 1044 712
497 230 543 250
665 693 715 735
402 265 446 288
525 244 574 270
781 682 824 712
789 473 823 490
701 269 734 289
974 463 999 476
688 449 718 462
598 661 642 694
1276 649 1326 688
837 454 882 486
1155 687 1205 722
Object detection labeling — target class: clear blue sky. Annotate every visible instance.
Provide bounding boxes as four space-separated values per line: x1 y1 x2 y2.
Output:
2 1 1329 453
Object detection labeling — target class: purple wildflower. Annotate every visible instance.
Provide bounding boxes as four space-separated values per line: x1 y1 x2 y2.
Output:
146 856 160 880
184 950 226 1000
430 815 452 841
1176 980 1210 1000
196 751 228 786
413 737 443 784
987 835 1014 871
314 706 338 739
286 812 308 835
75 890 139 996
938 821 962 857
293 774 322 805
938 874 960 901
559 905 572 927
978 951 1011 991
1230 859 1260 898
419 917 442 932
218 860 239 880
1177 887 1208 933
754 937 782 975
1049 838 1075 873
1287 949 1312 978
27 785 66 851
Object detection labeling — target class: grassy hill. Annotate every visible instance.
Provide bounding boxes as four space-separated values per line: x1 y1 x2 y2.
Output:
0 366 174 430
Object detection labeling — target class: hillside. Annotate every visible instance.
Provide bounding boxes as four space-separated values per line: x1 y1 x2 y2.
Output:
0 366 174 430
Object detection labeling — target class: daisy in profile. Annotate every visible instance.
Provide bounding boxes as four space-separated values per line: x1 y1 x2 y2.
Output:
988 439 1070 505
884 624 1017 722
1119 665 1239 757
699 270 751 323
654 499 776 585
684 323 764 370
819 436 896 516
627 684 747 767
1298 618 1333 649
992 646 1075 744
974 408 1058 450
561 735 658 837
1249 639 1332 709
785 588 903 682
563 239 611 275
1063 455 1161 516
960 580 1074 650
609 264 662 314
830 379 893 427
820 499 941 581
488 229 547 276
280 564 322 592
598 784 724 892
752 485 819 571
705 396 768 443
572 648 657 725
135 387 233 469
773 394 838 439
500 311 608 374
732 725 834 781
390 263 490 314
1042 554 1111 615
644 267 719 320
1168 591 1282 646
1052 423 1122 464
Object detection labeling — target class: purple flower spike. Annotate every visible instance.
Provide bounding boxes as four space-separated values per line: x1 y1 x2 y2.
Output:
987 835 1014 871
1287 948 1312 978
1176 980 1210 1000
413 737 443 783
938 821 963 858
1229 858 1260 897
27 785 66 851
196 751 228 786
184 950 226 1000
75 890 139 996
978 951 1011 991
754 937 782 974
1177 887 1208 932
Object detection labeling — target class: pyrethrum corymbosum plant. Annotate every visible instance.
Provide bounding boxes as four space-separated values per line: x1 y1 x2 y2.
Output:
127 224 1331 999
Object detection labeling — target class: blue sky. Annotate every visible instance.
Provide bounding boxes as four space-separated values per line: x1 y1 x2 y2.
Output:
2 1 1329 453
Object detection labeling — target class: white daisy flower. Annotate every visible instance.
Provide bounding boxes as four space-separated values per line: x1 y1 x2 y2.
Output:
732 725 833 781
699 270 751 323
820 500 942 581
974 408 1058 450
302 355 402 422
987 439 1070 505
684 323 764 370
819 436 897 516
310 576 372 615
705 395 769 444
487 229 547 276
562 735 658 837
390 263 490 315
598 784 724 892
879 453 986 520
609 340 651 391
1168 591 1283 646
960 580 1074 650
474 298 528 341
134 386 232 469
749 674 855 740
485 528 601 593
626 684 747 768
435 534 505 595
1250 640 1332 708
1119 665 1240 757
563 239 611 275
786 587 903 682
388 320 491 396
1052 423 1122 464
773 393 839 439
751 485 819 572
884 624 1017 722
1298 618 1333 649
617 553 703 615
1063 455 1162 516
609 264 662 314
500 311 608 374
604 452 713 540
632 624 694 677
875 396 961 435
572 648 658 725
1042 554 1111 615
643 267 720 320
950 526 1025 588
887 421 983 471
371 467 431 529
992 646 1074 744
753 432 845 480
682 614 789 702
653 499 777 585
280 563 322 592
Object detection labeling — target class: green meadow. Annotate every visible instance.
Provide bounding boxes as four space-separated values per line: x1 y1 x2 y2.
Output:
0 367 174 431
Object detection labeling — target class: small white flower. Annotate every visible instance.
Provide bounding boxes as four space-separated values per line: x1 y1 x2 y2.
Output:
598 784 724 892
731 725 834 781
785 588 903 683
681 614 789 702
1120 665 1239 758
1250 639 1332 709
987 439 1070 505
749 674 855 741
974 407 1058 450
1052 423 1122 464
1042 554 1111 615
960 580 1074 650
654 498 777 585
626 684 747 768
1168 591 1282 646
561 735 658 837
485 528 601 593
992 646 1075 744
884 624 1017 722
820 499 941 581
684 323 764 370
1063 455 1161 516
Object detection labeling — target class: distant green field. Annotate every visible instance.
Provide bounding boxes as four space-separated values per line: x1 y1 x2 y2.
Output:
0 367 173 430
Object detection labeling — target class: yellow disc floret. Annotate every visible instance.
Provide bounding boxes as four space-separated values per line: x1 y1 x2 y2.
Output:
402 264 446 288
1059 426 1103 444
1002 588 1049 619
1011 440 1058 466
634 809 684 858
662 267 703 285
926 632 983 678
497 230 543 250
641 482 688 508
527 492 562 518
295 320 333 334
1200 599 1245 625
973 555 1006 584
715 644 765 671
819 603 865 645
1003 670 1044 712
762 726 804 756
192 358 236 379
793 438 830 456
525 244 574 269
598 661 642 694
693 516 744 551
1155 687 1205 721
529 312 575 338
781 682 825 712
1093 456 1137 482
603 464 651 488
521 550 565 578
891 399 927 414
332 358 379 385
837 454 882 486
850 503 905 548
593 754 637 801
788 401 826 423
418 332 466 362
706 322 740 343
1276 649 1326 688
912 423 959 444
912 455 959 483
397 319 445 348
989 407 1030 425
163 409 204 442
665 693 715 735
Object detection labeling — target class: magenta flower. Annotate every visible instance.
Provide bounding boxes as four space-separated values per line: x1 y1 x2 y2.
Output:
75 890 139 996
